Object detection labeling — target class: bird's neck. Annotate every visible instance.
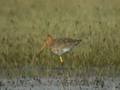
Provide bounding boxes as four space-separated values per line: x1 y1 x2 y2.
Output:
47 38 54 47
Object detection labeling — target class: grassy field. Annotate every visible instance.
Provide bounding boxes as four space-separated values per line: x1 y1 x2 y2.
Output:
0 0 120 77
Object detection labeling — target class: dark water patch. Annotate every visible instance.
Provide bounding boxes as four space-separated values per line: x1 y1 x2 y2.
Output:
0 65 120 78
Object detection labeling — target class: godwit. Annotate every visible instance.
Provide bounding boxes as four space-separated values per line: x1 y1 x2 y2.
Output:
36 34 81 64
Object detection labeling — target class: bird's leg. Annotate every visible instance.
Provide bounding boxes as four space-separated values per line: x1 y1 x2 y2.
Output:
60 56 64 64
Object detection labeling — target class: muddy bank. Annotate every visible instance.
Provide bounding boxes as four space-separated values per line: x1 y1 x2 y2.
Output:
0 76 120 90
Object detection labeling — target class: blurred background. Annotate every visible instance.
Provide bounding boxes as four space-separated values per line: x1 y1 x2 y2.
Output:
0 0 120 78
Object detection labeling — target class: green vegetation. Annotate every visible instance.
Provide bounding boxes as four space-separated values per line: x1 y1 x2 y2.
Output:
0 0 120 78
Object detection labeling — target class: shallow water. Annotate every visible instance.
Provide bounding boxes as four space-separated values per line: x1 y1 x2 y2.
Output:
0 77 120 90
0 66 120 90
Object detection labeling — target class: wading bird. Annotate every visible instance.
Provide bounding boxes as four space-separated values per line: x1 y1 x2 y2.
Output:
33 34 81 64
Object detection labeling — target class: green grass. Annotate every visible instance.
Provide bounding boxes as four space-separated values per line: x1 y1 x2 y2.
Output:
0 0 120 78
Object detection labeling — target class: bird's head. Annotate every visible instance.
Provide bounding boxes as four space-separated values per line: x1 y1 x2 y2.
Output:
41 34 54 50
44 34 54 47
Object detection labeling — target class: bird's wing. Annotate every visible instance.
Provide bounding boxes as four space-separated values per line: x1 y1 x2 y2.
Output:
55 38 81 47
51 38 81 51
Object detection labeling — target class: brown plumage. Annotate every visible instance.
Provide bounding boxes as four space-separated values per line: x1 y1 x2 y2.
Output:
33 34 81 64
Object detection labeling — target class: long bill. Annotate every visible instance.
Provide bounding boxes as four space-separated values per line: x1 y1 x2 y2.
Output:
37 42 46 55
31 42 46 65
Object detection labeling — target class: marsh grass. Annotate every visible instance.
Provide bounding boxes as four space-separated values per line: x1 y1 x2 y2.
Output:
0 0 120 78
